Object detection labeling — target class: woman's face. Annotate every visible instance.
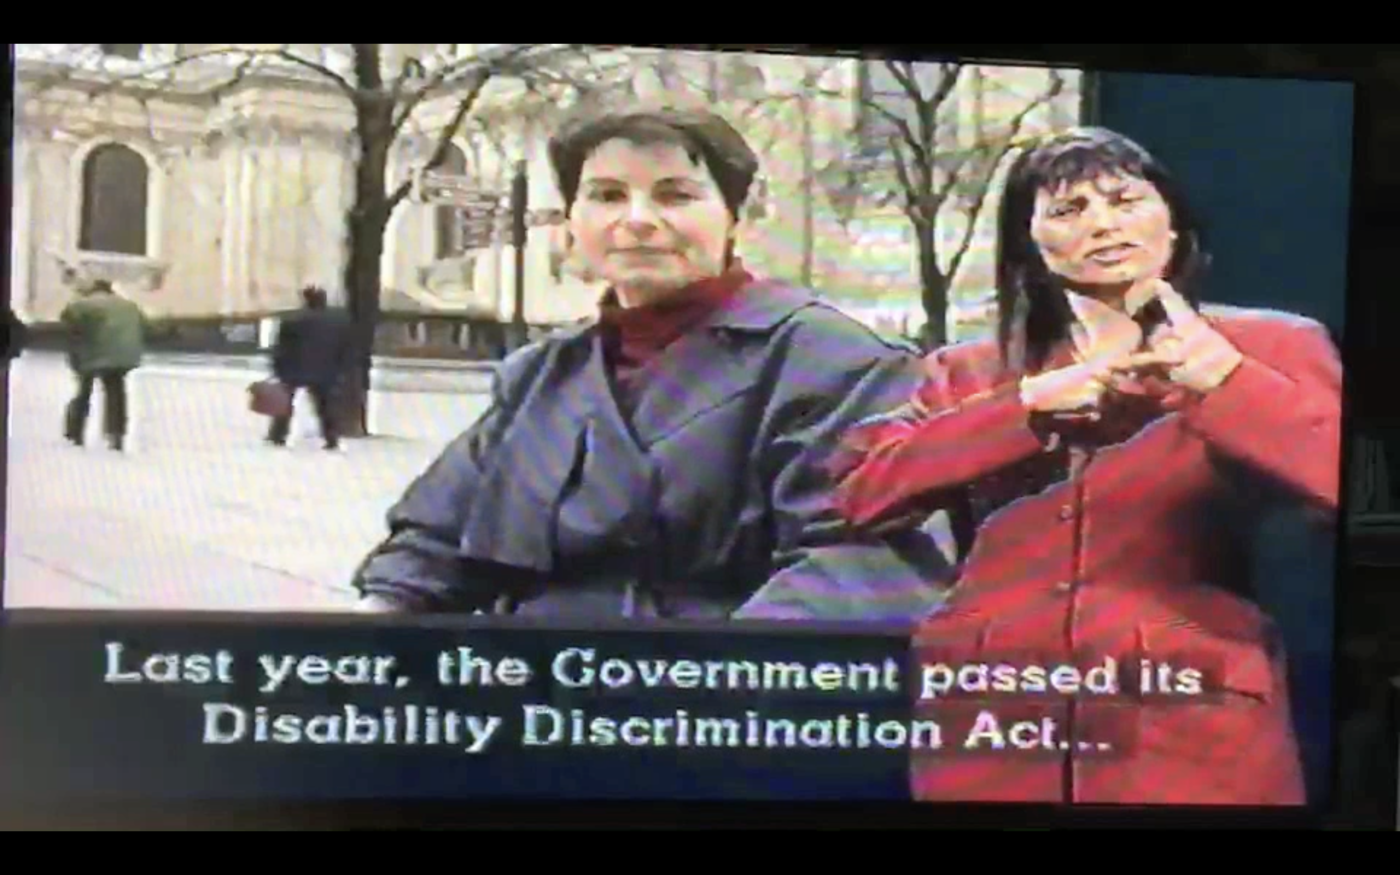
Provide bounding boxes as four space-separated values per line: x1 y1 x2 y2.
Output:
1029 172 1175 293
568 137 735 305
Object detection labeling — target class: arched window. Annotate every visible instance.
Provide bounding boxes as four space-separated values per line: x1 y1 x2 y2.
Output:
79 143 149 256
100 44 144 61
433 143 470 260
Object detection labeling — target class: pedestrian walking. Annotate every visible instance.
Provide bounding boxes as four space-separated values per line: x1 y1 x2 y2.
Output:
58 279 147 451
265 285 352 451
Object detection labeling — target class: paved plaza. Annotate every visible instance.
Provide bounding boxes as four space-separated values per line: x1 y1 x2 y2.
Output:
4 352 493 611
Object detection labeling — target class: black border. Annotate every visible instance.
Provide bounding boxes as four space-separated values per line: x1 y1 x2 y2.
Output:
1390 677 1400 829
1 42 1386 830
0 799 1320 832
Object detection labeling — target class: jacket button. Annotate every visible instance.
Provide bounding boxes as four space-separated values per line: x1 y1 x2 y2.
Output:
1057 505 1075 521
1054 581 1074 594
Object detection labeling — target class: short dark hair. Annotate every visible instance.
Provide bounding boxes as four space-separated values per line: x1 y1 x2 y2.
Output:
547 102 760 220
994 126 1211 374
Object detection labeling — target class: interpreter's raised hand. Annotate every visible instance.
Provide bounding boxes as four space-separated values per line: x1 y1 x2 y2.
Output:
1020 346 1179 418
1141 280 1244 394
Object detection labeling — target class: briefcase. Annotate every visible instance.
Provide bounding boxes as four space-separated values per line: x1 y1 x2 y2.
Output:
248 378 292 418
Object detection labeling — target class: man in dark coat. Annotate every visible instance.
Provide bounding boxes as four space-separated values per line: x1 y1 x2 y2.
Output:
267 286 352 450
59 279 147 451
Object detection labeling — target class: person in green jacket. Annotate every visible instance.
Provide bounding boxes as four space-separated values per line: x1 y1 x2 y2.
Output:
59 279 147 451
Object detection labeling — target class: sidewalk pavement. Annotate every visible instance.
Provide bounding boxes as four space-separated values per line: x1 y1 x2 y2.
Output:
4 355 492 611
143 350 500 373
22 350 497 396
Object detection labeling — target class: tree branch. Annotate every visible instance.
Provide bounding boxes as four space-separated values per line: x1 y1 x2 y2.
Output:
930 63 963 114
883 60 962 180
943 69 1066 281
942 153 994 284
19 45 361 107
935 67 1065 209
923 63 963 151
390 44 556 137
21 46 239 101
888 133 920 221
389 56 427 105
883 60 918 100
867 100 925 164
386 70 492 212
270 47 356 97
206 55 261 103
391 56 485 134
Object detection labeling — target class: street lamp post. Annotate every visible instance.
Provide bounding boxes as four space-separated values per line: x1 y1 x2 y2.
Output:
510 159 529 350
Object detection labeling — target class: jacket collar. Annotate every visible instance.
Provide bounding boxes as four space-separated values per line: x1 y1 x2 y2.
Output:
708 279 817 332
555 277 817 343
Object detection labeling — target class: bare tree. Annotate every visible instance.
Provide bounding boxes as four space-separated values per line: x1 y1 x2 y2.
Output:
17 43 593 436
856 61 1067 349
610 51 1069 347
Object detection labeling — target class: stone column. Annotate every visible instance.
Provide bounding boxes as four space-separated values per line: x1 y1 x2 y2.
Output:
292 141 309 292
40 137 79 320
182 141 225 316
237 121 278 310
11 133 35 316
238 140 257 311
293 122 356 306
220 130 242 314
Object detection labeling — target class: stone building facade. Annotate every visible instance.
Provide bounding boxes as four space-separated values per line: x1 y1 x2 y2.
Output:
11 44 1080 341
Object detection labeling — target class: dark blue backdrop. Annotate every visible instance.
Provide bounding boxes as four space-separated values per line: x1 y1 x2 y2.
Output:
1093 72 1354 335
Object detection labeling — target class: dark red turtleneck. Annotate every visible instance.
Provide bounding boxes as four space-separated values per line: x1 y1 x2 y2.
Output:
598 268 753 417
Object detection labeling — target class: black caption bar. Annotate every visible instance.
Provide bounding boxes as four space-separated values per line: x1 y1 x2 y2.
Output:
0 612 916 801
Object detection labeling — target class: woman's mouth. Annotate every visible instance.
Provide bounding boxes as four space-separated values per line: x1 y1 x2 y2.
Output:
1087 243 1137 264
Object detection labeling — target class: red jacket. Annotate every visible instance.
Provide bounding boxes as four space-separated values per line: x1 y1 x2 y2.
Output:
832 307 1341 805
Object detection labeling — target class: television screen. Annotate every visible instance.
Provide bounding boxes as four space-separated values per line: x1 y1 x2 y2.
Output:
1 43 1352 812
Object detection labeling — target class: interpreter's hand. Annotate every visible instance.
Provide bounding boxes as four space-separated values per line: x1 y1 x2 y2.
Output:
1020 346 1177 418
1141 281 1244 394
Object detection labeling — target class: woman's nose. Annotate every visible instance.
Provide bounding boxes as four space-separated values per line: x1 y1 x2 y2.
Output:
1084 199 1122 235
624 195 661 228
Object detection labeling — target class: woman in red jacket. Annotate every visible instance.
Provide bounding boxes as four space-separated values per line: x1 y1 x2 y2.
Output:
831 128 1342 805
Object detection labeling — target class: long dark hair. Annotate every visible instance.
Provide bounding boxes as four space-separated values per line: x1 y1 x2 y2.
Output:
994 127 1212 374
